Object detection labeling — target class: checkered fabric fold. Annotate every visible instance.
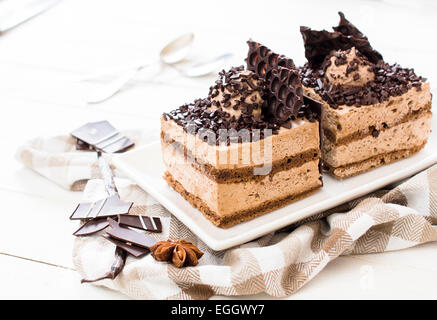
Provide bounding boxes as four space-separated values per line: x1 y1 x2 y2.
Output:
16 133 437 299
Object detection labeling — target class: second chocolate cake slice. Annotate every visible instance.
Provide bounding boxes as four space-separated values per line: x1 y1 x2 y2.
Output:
299 12 432 178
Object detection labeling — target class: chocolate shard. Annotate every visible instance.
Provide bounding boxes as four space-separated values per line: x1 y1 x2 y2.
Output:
333 11 366 38
70 195 133 220
265 66 304 120
246 40 295 77
71 120 134 153
246 40 303 120
105 218 157 249
73 218 110 236
300 12 383 68
118 214 162 233
302 95 323 122
102 234 149 258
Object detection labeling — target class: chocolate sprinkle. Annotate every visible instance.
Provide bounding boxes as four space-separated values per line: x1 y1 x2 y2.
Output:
163 97 320 146
164 98 277 145
299 60 425 108
207 65 265 117
299 13 425 109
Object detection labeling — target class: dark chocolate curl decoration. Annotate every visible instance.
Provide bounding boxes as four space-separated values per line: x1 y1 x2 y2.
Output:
246 40 303 120
300 12 383 68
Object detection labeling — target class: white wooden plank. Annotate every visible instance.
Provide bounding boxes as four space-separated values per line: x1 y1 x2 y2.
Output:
0 254 128 299
0 189 80 268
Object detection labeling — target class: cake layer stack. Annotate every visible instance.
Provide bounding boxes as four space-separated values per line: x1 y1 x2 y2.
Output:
299 12 432 178
161 49 322 228
161 116 320 228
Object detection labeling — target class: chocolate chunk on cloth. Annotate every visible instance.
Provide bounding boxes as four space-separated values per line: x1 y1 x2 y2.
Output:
105 218 157 249
74 214 163 236
102 234 150 258
70 195 133 220
73 218 110 236
300 11 383 68
71 120 134 153
118 214 162 233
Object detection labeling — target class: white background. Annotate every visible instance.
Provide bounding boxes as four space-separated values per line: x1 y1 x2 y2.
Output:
0 0 436 299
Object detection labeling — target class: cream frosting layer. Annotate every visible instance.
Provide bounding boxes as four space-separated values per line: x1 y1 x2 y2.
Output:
161 117 320 171
162 140 322 217
324 47 375 87
209 70 263 119
322 112 432 167
304 82 431 143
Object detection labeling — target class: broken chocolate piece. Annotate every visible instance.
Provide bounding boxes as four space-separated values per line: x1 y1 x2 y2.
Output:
333 12 366 38
301 95 323 122
70 195 133 220
105 218 157 249
118 214 162 233
73 218 110 236
300 12 383 68
71 120 134 153
102 234 149 258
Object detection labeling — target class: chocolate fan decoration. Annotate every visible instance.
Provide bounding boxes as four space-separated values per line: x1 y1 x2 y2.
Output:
246 40 304 122
300 11 383 68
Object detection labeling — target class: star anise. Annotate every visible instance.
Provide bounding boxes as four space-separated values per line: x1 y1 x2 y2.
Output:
150 239 204 268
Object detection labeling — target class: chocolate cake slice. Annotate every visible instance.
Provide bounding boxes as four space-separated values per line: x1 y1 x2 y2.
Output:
161 44 322 228
299 12 432 178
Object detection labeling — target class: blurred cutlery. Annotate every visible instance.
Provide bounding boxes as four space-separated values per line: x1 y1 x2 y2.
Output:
0 0 60 33
176 53 233 77
85 32 194 103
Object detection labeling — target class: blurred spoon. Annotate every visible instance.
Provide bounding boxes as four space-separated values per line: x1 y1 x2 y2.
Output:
86 33 194 104
176 53 233 77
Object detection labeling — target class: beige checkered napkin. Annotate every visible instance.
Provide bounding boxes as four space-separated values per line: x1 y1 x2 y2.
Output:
17 134 437 300
15 130 149 190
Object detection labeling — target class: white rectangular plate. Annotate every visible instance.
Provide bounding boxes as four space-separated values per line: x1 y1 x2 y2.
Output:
114 118 437 251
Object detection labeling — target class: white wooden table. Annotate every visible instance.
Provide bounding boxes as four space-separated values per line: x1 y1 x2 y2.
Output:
1 0 436 299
